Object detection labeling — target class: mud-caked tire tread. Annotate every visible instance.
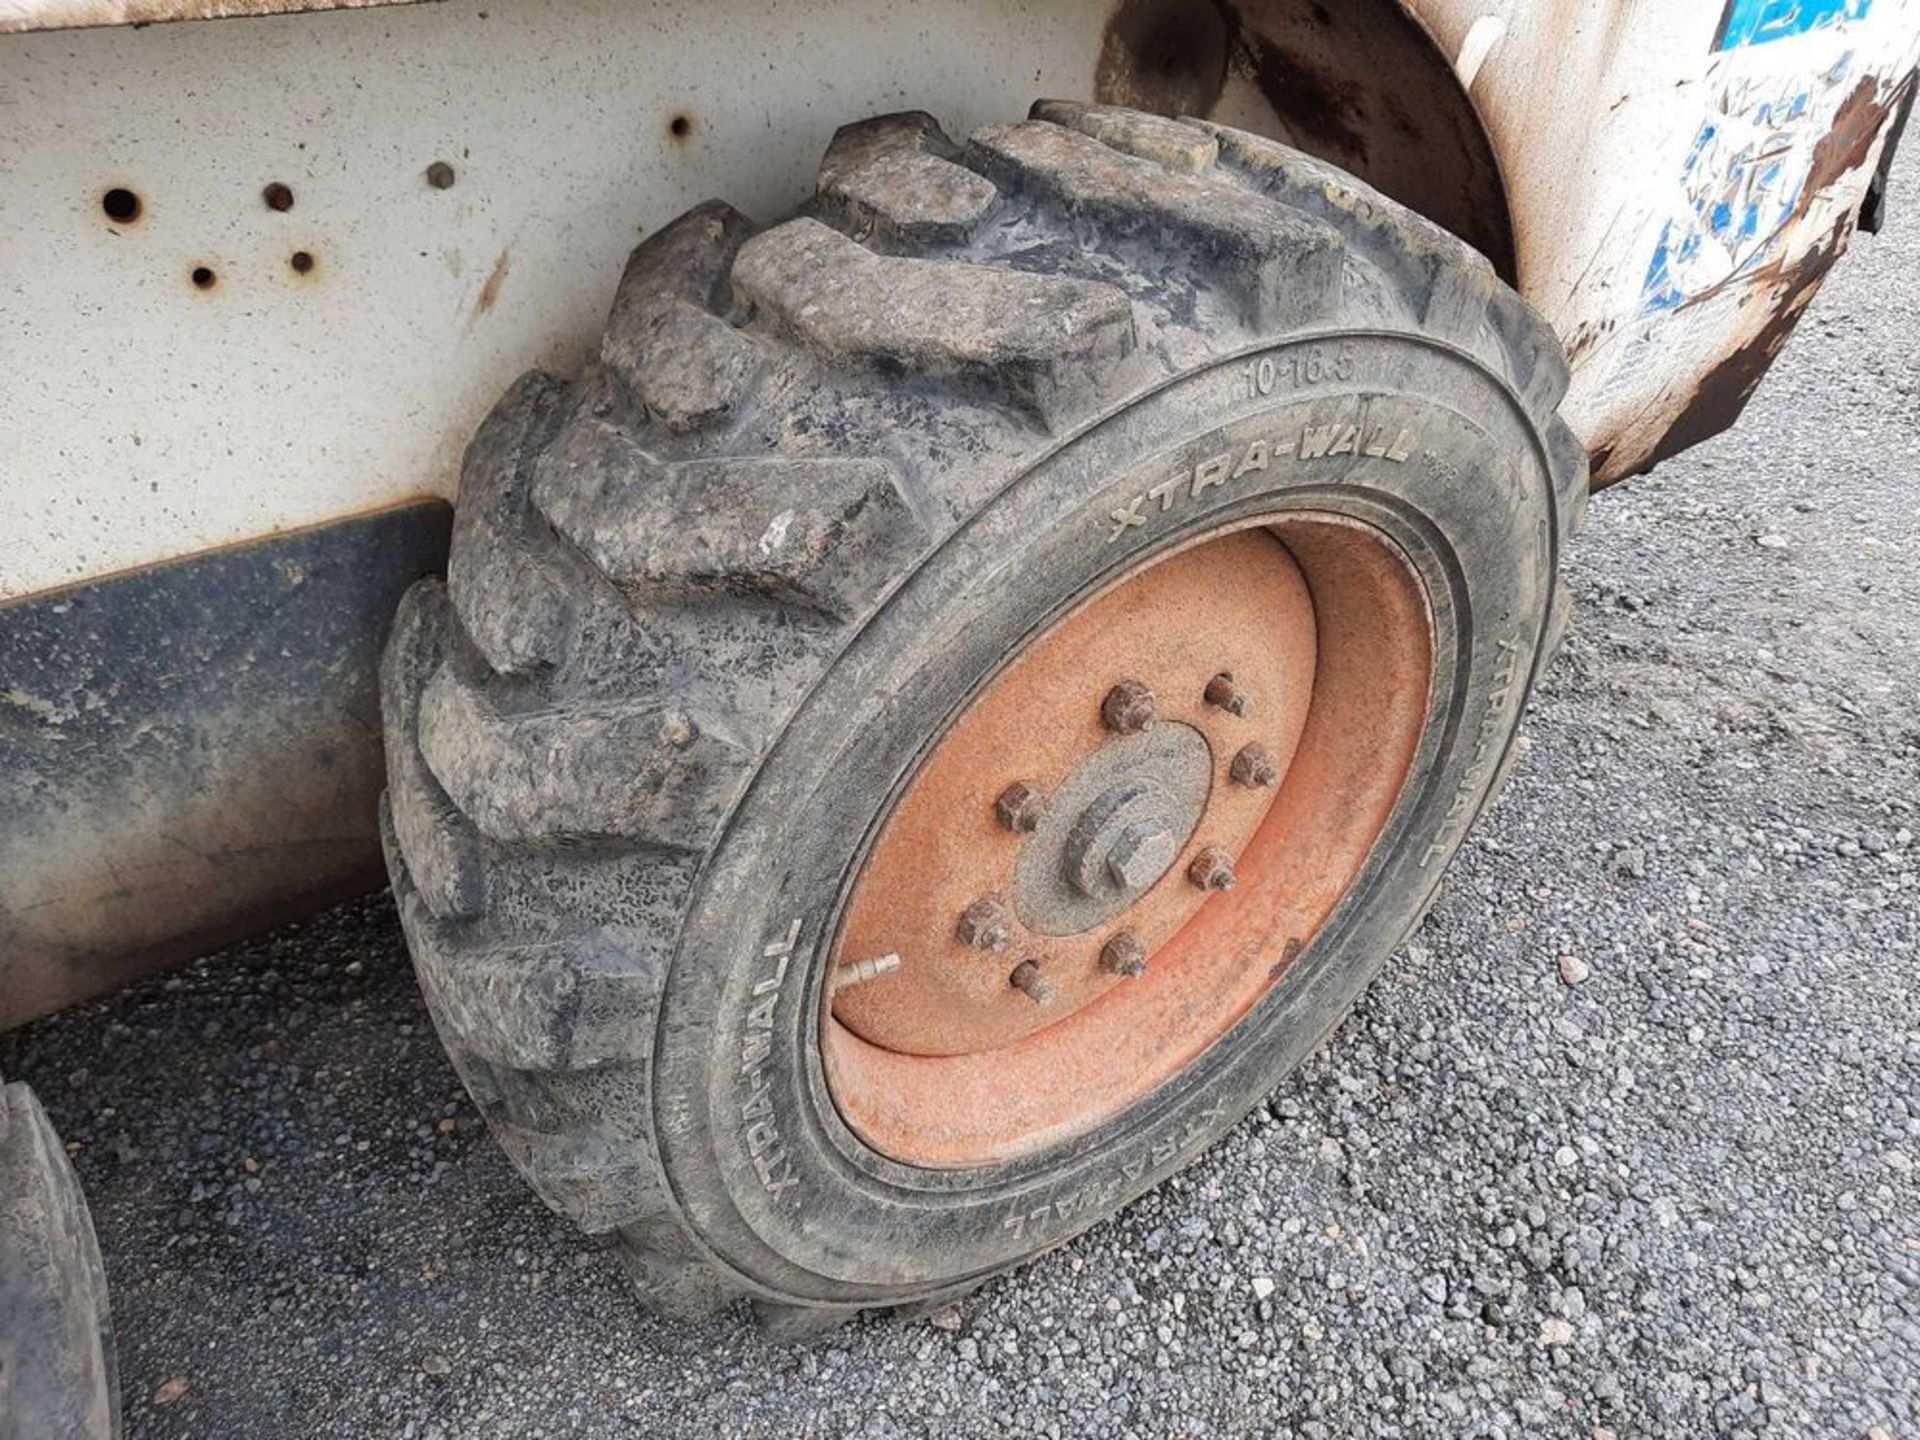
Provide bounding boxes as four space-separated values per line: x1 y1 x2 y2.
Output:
0 1081 118 1440
382 102 1584 1328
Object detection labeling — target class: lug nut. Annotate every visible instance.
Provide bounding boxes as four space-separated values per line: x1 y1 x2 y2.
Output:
1100 930 1148 978
1188 846 1237 892
1100 679 1156 735
1009 959 1055 1004
956 894 1012 951
995 781 1049 834
1204 672 1249 717
1230 742 1280 788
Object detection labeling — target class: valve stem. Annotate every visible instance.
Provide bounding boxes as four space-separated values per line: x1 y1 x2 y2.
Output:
833 953 903 989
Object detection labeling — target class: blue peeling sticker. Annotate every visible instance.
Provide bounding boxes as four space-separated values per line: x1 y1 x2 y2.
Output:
1643 53 1860 312
1715 0 1873 51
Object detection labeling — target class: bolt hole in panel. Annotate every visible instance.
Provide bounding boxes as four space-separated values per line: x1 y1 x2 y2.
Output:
825 519 1432 1167
99 186 140 223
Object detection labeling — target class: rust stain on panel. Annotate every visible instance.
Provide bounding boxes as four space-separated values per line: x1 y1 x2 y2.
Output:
1619 72 1907 484
1634 215 1851 477
473 248 511 320
1807 73 1902 198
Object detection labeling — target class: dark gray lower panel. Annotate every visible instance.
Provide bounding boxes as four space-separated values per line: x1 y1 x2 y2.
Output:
0 501 451 1028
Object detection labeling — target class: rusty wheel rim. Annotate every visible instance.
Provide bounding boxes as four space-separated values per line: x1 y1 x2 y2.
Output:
821 515 1433 1168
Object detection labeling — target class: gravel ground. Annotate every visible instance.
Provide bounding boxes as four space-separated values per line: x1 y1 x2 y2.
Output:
8 154 1919 1440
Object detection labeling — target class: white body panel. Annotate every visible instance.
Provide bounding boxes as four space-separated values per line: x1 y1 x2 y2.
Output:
1425 0 1920 472
2 0 1917 598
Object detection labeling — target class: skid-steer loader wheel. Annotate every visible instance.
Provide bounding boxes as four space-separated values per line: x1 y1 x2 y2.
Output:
0 1080 118 1439
381 102 1585 1330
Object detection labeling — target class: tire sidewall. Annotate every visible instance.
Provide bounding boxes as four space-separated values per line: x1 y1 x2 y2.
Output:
653 334 1559 1303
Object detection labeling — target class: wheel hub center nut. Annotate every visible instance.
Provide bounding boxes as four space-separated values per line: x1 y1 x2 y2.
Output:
1014 724 1214 936
1107 820 1177 892
1060 781 1180 898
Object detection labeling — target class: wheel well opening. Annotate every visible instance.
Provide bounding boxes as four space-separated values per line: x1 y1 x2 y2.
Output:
1096 0 1518 285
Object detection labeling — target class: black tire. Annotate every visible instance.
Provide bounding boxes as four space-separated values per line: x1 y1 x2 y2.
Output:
0 1081 118 1440
381 103 1585 1330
